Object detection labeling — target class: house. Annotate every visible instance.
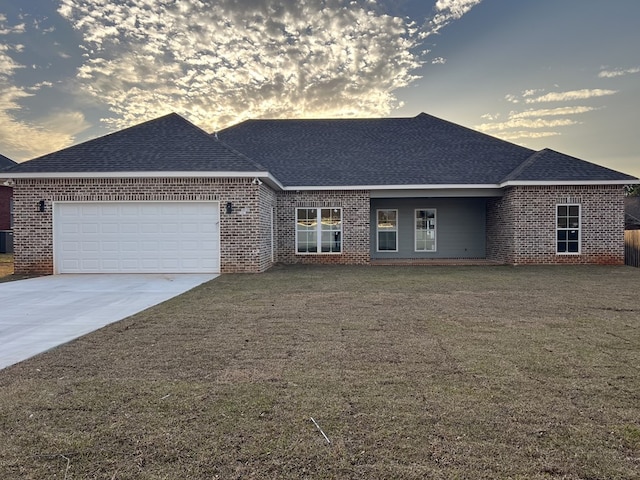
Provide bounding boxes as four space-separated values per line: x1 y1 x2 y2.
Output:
0 153 16 253
625 196 640 230
3 112 637 274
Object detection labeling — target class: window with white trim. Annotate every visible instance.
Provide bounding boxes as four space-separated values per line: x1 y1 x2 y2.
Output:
415 209 436 252
296 208 342 254
377 209 398 251
556 204 580 254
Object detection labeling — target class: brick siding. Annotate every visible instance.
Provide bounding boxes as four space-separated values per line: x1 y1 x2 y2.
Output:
0 186 11 230
276 190 370 265
12 178 275 274
12 179 627 274
487 185 626 265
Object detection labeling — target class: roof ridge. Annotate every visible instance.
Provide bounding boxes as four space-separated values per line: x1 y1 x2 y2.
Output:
214 138 268 171
500 149 548 183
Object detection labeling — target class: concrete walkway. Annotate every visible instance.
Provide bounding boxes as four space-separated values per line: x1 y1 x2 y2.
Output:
0 274 218 369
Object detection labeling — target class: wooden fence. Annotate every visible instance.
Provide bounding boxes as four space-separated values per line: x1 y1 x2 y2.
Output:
625 230 640 267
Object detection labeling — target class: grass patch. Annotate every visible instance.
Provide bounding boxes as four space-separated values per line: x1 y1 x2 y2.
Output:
0 254 42 283
1 265 639 478
0 253 12 277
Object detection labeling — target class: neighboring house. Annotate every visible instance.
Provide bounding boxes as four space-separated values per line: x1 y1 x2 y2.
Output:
0 154 16 253
625 197 640 230
2 113 638 275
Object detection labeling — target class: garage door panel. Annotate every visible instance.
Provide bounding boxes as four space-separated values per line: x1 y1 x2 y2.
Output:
54 202 220 273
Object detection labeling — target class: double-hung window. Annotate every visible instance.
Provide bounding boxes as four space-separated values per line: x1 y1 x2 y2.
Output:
377 209 398 251
296 208 342 254
415 209 436 252
556 204 580 254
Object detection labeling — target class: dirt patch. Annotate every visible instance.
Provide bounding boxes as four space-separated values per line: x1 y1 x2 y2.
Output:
0 265 639 479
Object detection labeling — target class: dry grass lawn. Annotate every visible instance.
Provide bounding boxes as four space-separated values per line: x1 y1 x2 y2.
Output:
0 254 37 283
0 253 13 277
0 265 639 479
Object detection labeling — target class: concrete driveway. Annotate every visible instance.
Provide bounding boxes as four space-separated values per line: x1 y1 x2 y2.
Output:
0 273 218 369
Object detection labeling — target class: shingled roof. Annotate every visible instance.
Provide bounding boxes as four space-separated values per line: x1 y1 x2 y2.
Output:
5 112 636 188
0 153 15 171
5 113 265 174
218 113 637 187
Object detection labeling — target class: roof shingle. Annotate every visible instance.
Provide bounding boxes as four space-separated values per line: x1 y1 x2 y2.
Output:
0 153 16 171
6 113 265 174
5 112 636 187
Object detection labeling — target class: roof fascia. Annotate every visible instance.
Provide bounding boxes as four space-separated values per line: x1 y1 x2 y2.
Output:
6 171 285 190
500 179 638 187
284 184 503 191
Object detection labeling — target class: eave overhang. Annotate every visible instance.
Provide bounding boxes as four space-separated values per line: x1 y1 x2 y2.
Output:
5 171 285 191
4 172 636 193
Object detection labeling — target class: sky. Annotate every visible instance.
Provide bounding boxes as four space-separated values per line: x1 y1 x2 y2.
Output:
0 0 638 178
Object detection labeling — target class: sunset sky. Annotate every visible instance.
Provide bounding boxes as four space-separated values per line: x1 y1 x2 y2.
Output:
0 0 638 178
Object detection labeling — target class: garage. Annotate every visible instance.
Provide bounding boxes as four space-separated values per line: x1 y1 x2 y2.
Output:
53 201 220 274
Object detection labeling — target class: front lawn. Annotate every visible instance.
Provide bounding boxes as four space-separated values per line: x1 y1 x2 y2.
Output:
0 265 639 479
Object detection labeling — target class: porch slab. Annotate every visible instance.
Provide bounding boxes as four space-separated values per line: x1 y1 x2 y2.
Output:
370 258 505 266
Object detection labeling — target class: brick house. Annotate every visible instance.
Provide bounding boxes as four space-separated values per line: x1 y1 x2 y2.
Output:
2 113 637 274
0 154 16 253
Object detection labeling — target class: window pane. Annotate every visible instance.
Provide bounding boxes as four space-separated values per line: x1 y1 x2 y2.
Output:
379 231 397 251
297 231 317 252
297 207 341 254
378 210 396 228
321 231 341 252
415 209 436 251
556 204 580 254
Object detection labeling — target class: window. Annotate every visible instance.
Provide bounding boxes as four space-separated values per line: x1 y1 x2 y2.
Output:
377 209 398 251
296 208 342 254
415 209 436 252
556 204 580 254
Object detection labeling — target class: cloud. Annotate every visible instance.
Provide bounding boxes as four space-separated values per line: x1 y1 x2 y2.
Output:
524 89 618 103
509 106 597 119
58 0 432 131
476 118 578 132
598 67 640 78
425 0 483 37
475 100 598 141
0 21 89 161
0 107 90 161
488 130 561 141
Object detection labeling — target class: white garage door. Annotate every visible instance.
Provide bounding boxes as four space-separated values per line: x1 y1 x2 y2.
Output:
54 201 220 273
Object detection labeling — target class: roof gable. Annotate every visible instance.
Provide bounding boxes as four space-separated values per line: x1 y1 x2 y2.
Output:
6 113 264 174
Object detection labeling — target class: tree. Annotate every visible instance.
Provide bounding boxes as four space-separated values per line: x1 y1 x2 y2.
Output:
625 185 640 196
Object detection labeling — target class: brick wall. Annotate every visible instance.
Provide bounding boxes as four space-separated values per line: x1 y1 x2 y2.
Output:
0 186 11 230
276 190 370 265
487 185 626 265
12 178 274 274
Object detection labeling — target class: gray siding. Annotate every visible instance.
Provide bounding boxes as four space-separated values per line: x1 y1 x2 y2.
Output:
370 198 487 259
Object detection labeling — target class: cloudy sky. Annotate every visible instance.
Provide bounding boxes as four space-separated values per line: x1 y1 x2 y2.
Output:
0 0 638 177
